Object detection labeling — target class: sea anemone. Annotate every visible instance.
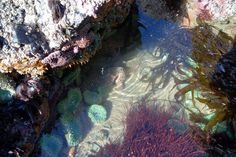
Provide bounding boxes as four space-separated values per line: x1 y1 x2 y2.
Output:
93 101 206 157
57 88 82 114
83 90 103 105
88 104 107 124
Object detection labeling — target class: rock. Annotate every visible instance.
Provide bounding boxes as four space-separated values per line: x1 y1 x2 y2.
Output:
137 0 185 22
212 47 236 99
138 0 236 37
106 67 126 88
0 73 16 97
186 0 236 37
0 0 134 76
0 99 50 157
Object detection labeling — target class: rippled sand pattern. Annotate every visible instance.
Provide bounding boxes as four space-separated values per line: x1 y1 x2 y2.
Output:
77 48 186 156
77 14 203 157
108 51 177 107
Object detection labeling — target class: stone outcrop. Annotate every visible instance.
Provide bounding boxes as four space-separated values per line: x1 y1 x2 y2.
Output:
0 0 134 76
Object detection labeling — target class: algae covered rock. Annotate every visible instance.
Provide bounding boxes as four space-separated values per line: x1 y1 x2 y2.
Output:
88 104 107 124
0 73 15 103
0 0 134 76
0 73 15 96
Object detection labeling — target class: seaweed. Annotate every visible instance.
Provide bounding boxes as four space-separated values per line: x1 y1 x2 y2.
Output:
142 21 193 90
92 100 206 157
172 24 233 132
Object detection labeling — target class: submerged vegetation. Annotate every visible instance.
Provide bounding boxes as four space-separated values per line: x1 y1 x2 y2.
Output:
92 101 206 157
175 24 233 131
1 1 236 156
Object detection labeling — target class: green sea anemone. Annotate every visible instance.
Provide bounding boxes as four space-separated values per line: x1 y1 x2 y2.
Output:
57 88 82 114
88 104 107 124
40 134 63 157
83 90 103 105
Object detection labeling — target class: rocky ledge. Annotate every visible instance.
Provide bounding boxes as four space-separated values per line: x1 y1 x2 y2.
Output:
0 0 134 76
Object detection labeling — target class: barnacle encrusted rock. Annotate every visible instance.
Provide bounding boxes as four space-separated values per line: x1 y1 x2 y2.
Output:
0 0 134 76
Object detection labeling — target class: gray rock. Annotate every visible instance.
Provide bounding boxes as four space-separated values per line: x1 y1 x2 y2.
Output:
0 0 134 76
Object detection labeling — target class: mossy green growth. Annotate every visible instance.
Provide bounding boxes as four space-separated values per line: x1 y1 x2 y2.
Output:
40 134 63 157
83 90 103 105
88 104 107 124
57 88 82 114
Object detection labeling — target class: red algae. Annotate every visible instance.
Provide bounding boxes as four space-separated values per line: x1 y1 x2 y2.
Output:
93 101 207 157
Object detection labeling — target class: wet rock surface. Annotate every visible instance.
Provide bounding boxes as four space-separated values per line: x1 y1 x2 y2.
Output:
0 1 135 156
0 76 64 157
1 1 236 157
213 45 236 99
0 0 134 76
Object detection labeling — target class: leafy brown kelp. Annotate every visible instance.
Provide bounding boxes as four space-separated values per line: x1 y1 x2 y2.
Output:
173 24 233 132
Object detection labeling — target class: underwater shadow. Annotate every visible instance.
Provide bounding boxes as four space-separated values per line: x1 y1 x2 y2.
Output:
138 14 193 92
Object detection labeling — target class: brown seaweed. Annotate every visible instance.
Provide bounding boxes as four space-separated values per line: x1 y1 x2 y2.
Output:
173 24 233 131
